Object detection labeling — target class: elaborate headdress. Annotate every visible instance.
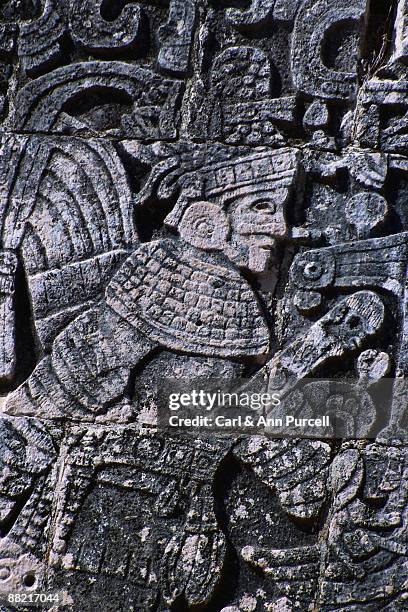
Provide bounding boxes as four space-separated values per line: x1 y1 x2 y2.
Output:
129 143 299 230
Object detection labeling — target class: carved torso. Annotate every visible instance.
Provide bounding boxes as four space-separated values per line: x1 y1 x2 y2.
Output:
107 238 270 360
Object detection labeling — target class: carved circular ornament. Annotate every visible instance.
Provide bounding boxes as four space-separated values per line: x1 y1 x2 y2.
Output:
291 249 335 290
345 193 388 235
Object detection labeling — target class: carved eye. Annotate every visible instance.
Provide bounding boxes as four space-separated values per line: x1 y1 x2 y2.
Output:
347 314 361 330
251 201 276 213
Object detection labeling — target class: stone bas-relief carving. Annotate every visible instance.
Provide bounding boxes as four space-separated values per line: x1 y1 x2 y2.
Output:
0 0 407 610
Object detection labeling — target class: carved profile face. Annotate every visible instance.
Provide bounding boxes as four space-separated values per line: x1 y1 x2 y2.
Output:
226 188 288 273
228 189 287 245
177 191 287 274
321 293 385 352
165 150 298 275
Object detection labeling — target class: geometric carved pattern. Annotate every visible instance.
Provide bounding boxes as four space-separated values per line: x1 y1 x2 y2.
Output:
0 1 406 610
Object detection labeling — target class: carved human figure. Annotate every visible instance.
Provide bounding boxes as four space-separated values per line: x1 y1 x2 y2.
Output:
5 146 388 423
0 145 392 610
4 149 300 419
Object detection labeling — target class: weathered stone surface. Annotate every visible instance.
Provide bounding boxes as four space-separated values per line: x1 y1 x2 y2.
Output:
0 1 407 610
